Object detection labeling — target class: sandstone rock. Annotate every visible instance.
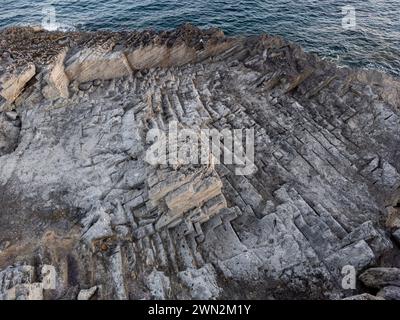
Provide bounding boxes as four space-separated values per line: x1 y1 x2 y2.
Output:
0 63 35 102
64 38 237 84
165 176 223 216
65 50 133 83
153 167 226 230
359 268 400 288
48 49 69 98
0 25 399 300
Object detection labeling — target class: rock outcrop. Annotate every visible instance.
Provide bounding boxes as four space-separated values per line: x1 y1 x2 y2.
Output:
359 268 400 288
0 24 399 300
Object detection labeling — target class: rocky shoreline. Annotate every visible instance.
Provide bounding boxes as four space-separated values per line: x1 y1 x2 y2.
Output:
0 24 399 300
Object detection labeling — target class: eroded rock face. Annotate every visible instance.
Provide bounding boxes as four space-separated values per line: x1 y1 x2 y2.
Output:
0 24 399 300
0 63 35 103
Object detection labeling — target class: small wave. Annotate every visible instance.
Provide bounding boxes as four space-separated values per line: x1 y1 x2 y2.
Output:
42 22 76 32
10 21 76 32
1 0 399 77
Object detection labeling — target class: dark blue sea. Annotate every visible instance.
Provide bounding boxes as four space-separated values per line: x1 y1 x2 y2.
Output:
1 0 399 76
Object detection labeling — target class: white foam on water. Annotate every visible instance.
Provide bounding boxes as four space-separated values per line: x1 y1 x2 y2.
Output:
42 22 75 31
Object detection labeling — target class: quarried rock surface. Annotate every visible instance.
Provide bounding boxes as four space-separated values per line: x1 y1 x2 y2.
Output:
0 24 399 299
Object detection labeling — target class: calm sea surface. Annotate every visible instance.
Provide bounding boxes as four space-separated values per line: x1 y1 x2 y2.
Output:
1 0 399 76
